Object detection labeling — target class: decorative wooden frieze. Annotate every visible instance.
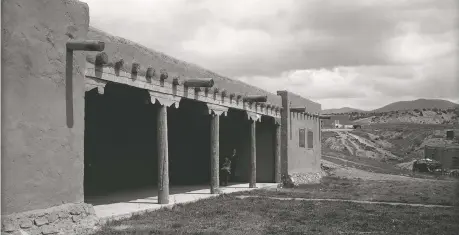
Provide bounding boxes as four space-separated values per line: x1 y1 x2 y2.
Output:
172 77 180 86
221 89 227 103
149 91 181 108
114 58 124 76
146 67 155 80
213 87 220 100
243 95 268 103
229 93 235 101
85 64 281 118
247 111 262 122
85 76 107 94
207 103 228 116
260 103 266 113
160 69 168 81
131 62 140 75
274 117 281 125
236 95 242 105
114 58 124 70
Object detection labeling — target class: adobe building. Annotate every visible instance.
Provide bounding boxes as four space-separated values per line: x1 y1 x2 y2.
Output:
320 114 353 128
1 0 323 234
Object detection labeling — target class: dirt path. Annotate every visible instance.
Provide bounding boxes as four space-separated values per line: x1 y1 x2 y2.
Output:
323 155 388 171
321 159 452 182
235 196 453 208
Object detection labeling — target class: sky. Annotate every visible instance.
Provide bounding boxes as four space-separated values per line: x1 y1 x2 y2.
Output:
85 0 458 110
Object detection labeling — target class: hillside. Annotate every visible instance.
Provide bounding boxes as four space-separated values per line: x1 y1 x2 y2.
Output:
324 99 458 115
321 125 459 174
373 99 459 113
352 108 459 125
321 107 365 114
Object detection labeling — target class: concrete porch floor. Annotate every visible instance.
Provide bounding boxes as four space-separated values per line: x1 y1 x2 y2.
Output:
89 183 278 222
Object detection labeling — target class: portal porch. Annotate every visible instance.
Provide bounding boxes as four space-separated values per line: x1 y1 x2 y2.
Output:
91 183 278 222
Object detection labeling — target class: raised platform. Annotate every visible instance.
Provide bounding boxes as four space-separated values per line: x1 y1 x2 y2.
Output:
91 183 278 223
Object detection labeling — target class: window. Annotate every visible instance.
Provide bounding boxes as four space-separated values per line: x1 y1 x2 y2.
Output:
307 130 314 149
299 128 305 148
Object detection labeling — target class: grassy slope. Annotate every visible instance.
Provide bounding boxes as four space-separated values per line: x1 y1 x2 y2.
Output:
94 176 459 235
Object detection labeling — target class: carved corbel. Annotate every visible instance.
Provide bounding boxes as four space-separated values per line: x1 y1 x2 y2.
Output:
274 117 281 125
160 69 168 81
114 58 124 75
229 93 235 103
149 91 181 108
213 88 220 100
221 89 227 103
94 52 108 78
85 77 107 95
146 67 155 80
260 103 266 113
236 95 242 105
247 111 262 122
207 103 228 116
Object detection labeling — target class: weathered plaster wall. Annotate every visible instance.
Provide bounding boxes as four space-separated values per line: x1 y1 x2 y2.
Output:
287 113 321 173
1 0 89 214
277 91 322 175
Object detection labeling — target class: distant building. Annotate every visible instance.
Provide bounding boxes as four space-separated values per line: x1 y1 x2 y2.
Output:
424 144 459 169
321 114 353 128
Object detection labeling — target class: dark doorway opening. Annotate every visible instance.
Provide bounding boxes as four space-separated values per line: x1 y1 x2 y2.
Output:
168 98 211 185
256 116 276 183
84 83 158 204
220 109 251 183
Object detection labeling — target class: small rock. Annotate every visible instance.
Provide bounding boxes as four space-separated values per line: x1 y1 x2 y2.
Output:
3 219 16 232
69 207 82 215
72 215 82 223
83 205 95 215
34 217 49 226
19 219 33 228
47 212 59 223
57 212 69 219
41 225 58 234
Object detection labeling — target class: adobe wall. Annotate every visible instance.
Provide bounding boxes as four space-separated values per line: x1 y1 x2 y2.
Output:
277 91 322 176
288 113 322 173
2 0 88 215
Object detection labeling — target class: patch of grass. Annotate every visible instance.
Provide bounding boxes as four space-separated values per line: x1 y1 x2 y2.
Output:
238 176 458 206
93 193 459 235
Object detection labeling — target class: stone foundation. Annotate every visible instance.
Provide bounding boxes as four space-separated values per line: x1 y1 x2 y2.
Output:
279 171 327 188
1 203 99 235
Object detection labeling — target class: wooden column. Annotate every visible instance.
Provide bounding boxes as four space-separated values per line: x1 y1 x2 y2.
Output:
210 113 220 194
207 103 228 194
150 92 181 205
249 119 257 188
274 122 281 183
157 104 169 204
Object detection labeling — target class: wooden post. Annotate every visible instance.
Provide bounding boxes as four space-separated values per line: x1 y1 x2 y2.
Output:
65 40 104 128
210 113 220 194
274 123 281 183
249 120 257 188
157 104 169 204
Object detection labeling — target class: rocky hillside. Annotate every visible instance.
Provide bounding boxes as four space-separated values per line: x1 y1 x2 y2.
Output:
352 108 459 125
322 124 459 170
